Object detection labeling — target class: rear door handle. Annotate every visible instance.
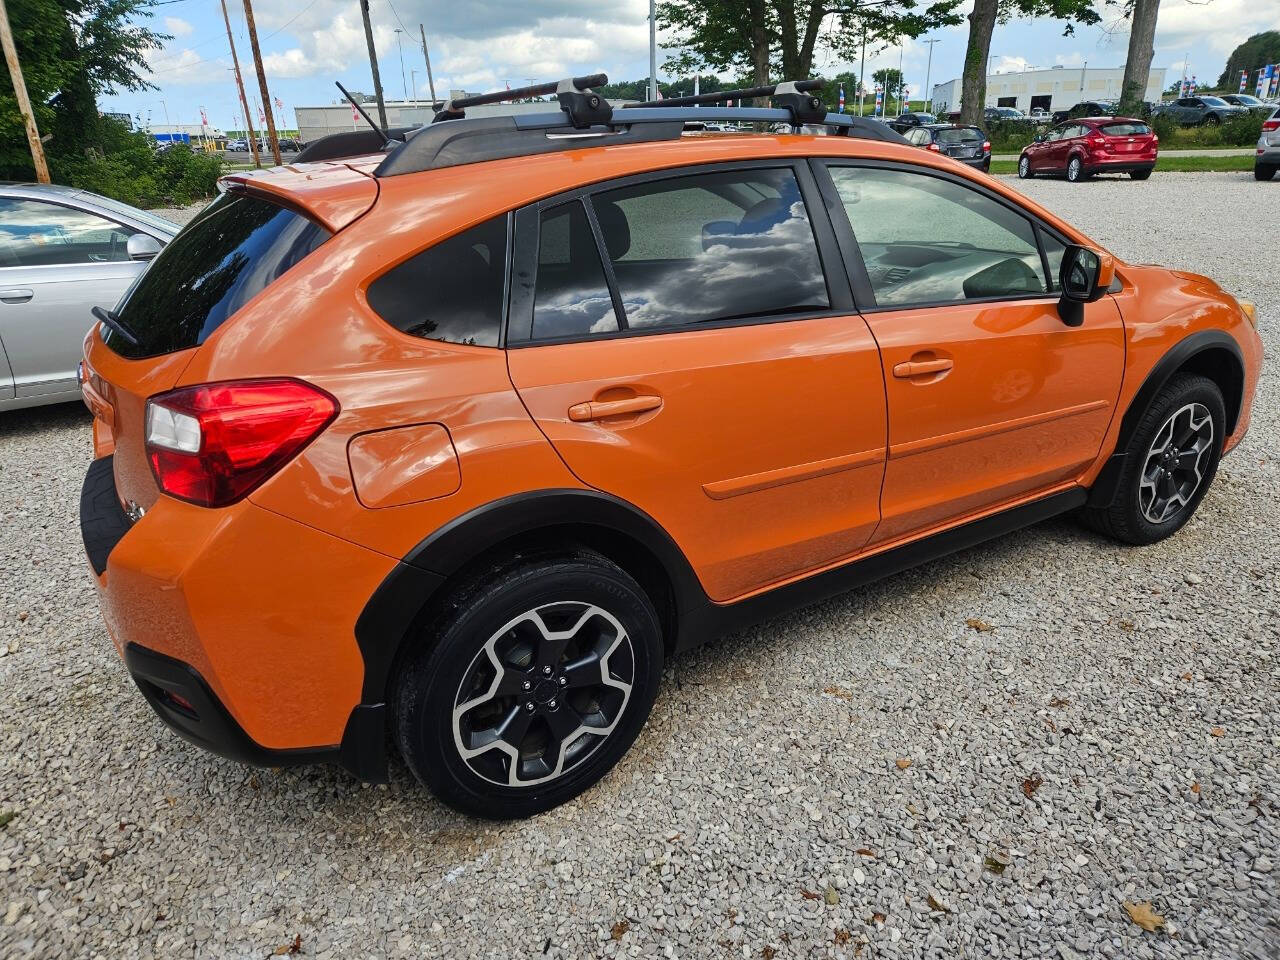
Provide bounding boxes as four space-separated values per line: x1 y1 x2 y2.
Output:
0 289 33 304
892 358 953 378
568 395 662 422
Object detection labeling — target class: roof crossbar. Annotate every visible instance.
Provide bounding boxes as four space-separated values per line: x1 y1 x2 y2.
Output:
625 79 827 125
434 73 610 128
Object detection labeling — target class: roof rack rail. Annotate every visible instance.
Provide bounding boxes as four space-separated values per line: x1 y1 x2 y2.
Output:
626 79 827 125
434 73 611 128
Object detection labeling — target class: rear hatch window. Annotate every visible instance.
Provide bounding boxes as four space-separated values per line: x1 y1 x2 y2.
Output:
1100 122 1151 136
936 128 983 145
104 191 329 359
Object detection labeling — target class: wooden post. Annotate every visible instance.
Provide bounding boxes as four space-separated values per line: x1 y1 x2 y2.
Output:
219 0 260 169
419 24 436 105
0 0 50 183
359 0 387 129
241 0 281 165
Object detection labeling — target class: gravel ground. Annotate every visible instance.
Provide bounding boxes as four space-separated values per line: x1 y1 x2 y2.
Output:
1 172 1277 960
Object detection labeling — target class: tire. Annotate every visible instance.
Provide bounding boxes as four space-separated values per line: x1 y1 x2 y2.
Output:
1017 155 1032 179
394 549 663 819
1255 164 1277 182
1081 373 1225 546
1066 156 1087 182
1204 114 1220 126
1129 169 1152 181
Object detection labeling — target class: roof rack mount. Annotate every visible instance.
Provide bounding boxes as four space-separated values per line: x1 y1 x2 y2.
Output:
435 73 610 128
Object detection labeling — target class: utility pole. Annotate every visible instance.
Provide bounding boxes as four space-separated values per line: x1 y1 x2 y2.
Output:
360 0 387 128
0 0 49 182
419 25 437 105
411 68 417 101
241 0 281 164
922 38 939 113
394 27 407 100
220 0 260 168
648 0 657 101
897 44 904 113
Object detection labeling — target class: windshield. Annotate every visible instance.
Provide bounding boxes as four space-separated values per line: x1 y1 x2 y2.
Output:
105 191 329 359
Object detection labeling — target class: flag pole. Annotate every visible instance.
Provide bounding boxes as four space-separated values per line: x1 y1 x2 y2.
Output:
648 0 658 102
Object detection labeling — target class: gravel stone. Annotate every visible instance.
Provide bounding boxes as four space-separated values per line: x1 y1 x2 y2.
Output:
2 172 1278 959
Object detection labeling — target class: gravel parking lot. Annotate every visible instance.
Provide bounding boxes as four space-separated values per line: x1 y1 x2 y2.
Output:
1 172 1276 960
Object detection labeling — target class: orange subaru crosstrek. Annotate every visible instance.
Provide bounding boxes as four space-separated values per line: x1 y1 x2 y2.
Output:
78 79 1262 818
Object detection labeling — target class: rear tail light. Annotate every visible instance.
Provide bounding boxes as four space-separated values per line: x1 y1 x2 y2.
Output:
1088 135 1106 146
982 140 991 152
927 142 940 151
1263 119 1280 132
145 379 338 507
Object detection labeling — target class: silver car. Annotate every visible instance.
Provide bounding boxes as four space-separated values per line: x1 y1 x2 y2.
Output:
1257 104 1280 182
0 184 178 410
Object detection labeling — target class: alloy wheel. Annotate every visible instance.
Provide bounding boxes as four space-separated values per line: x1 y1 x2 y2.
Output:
451 601 635 788
1018 156 1030 178
1067 158 1082 182
1139 402 1214 524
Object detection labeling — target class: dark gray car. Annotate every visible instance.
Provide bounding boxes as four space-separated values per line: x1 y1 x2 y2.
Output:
0 185 178 410
1157 96 1249 126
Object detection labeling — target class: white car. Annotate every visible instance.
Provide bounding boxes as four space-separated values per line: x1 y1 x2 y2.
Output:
0 185 178 410
1256 104 1280 181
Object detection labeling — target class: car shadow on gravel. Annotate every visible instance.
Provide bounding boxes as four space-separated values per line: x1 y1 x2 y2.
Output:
1 400 91 438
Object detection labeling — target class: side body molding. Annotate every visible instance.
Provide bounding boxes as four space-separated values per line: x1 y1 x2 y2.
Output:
1088 329 1245 508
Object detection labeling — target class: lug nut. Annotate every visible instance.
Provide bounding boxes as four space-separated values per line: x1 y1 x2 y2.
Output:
559 676 568 686
522 680 532 691
547 699 557 709
525 701 536 712
542 665 553 676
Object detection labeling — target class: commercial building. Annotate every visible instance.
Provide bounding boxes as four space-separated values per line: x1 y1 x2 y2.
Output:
293 93 634 144
146 123 227 141
930 65 1167 116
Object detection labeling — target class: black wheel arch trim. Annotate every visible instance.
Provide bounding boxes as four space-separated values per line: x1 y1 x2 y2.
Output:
1087 328 1244 508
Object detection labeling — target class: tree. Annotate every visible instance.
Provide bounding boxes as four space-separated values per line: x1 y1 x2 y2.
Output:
957 0 1100 126
1216 31 1280 91
1 0 164 177
1116 0 1158 116
872 67 903 90
658 0 962 100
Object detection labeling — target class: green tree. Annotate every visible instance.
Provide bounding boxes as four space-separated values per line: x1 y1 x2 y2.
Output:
1 0 165 177
658 0 962 99
957 0 1101 126
872 67 904 90
1216 31 1280 90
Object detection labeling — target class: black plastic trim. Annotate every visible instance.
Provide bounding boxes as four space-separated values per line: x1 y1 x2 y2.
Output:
80 455 131 576
673 488 1086 652
1086 329 1244 508
294 126 415 163
124 643 338 769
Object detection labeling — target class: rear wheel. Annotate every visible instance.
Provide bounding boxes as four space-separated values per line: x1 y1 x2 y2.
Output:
1017 155 1032 179
394 550 663 819
1066 156 1087 182
1129 169 1152 181
1256 164 1277 182
1081 374 1225 545
1204 114 1221 126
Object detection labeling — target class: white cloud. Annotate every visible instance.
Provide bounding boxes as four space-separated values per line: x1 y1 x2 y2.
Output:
144 46 224 86
164 16 194 37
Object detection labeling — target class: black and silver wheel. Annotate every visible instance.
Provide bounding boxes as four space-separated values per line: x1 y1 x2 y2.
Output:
1081 373 1225 545
1066 156 1086 182
1017 155 1032 179
394 550 662 819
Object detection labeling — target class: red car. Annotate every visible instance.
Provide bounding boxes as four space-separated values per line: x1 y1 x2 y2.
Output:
1018 117 1158 182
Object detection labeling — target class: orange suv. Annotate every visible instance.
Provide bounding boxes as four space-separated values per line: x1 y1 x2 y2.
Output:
78 78 1262 818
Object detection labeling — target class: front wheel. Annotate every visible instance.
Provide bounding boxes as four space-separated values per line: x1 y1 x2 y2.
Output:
1066 156 1087 182
1081 373 1225 545
1017 155 1032 179
1129 169 1152 181
1204 114 1220 126
394 550 664 819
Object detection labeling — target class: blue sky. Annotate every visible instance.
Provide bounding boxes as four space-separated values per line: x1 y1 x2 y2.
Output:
100 0 1277 132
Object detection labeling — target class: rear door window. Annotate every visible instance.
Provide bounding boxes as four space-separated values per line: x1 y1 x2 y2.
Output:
107 191 329 358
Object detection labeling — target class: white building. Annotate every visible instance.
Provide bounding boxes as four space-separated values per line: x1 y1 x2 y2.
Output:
930 65 1166 116
294 93 634 145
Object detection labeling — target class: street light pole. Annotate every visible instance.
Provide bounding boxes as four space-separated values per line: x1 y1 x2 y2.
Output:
394 27 407 101
922 37 939 112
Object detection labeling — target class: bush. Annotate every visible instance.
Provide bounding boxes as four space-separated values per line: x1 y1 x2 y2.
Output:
47 117 222 209
985 119 1037 153
1220 112 1264 147
1150 111 1179 142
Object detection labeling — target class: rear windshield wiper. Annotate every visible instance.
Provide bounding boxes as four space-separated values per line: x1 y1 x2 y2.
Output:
91 305 140 347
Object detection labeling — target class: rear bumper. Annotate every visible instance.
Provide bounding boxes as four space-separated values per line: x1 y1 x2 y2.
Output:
79 456 392 781
1085 157 1156 174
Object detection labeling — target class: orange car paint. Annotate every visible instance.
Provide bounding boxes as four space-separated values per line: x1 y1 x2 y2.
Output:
80 131 1263 755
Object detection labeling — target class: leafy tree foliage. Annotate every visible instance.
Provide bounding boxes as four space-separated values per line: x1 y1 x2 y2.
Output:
1215 32 1280 90
872 67 904 91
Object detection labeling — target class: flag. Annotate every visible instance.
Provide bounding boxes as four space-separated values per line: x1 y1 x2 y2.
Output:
352 103 359 121
838 85 845 113
874 84 883 117
199 106 208 126
656 87 663 101
274 97 283 110
1188 75 1197 95
1256 67 1268 98
257 105 266 124
1239 70 1248 93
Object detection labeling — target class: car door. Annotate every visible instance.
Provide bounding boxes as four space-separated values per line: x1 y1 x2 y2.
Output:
817 161 1124 544
0 197 146 400
505 162 889 602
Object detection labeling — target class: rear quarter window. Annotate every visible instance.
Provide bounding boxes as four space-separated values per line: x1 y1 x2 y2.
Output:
107 191 329 359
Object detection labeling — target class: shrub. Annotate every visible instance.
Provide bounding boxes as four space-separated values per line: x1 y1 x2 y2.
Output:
1220 112 1264 147
985 119 1037 153
1150 112 1179 142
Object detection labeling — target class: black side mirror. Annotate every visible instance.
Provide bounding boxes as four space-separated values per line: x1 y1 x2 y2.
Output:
1057 244 1113 327
1033 133 1047 143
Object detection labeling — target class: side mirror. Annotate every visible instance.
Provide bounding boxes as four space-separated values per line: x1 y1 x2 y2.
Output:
1033 133 1047 143
127 234 163 261
1057 245 1114 326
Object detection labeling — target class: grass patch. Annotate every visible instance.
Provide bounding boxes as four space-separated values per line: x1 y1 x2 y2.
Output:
990 154 1256 176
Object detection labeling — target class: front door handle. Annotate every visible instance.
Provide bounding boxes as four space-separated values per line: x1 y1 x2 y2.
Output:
0 289 33 304
893 358 953 378
568 395 662 422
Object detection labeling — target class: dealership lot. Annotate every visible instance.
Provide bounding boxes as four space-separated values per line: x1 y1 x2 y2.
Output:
1 172 1276 959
